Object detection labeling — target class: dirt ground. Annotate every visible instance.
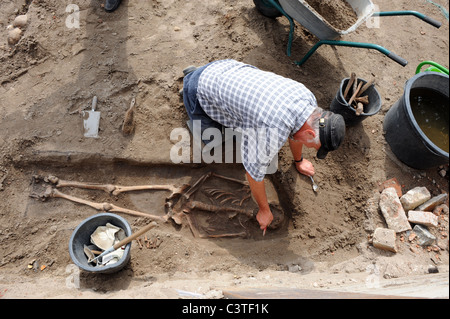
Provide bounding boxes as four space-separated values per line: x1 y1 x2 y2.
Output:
0 0 449 299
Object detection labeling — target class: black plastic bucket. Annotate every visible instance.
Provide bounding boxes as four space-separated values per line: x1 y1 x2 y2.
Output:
69 213 132 274
330 77 382 126
383 72 449 170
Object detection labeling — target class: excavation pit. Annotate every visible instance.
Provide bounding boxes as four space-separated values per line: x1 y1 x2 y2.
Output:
27 162 291 241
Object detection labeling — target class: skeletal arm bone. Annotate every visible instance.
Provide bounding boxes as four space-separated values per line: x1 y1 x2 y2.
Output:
183 172 212 199
212 173 249 186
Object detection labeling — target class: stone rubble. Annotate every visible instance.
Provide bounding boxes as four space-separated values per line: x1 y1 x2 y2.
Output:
413 225 437 246
417 193 447 211
379 187 411 233
408 210 439 228
400 186 431 211
372 228 397 253
374 183 448 255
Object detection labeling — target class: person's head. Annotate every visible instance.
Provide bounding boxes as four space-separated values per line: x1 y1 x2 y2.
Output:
294 107 346 159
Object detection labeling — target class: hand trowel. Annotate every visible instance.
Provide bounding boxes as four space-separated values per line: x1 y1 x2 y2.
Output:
82 96 100 138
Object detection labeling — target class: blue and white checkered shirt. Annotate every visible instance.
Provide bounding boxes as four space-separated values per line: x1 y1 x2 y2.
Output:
197 60 317 181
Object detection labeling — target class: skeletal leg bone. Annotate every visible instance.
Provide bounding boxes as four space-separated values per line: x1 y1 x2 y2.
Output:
112 184 190 199
46 175 189 199
46 175 115 193
38 187 167 222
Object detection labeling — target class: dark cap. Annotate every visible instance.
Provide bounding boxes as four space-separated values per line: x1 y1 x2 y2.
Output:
317 111 346 159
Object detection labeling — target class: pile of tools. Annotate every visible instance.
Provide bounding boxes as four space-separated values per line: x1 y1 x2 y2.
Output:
343 72 376 116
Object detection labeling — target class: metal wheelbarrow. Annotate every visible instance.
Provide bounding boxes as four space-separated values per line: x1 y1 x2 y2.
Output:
254 0 442 67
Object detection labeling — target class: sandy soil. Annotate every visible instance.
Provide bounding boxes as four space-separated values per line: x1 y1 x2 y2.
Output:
0 0 448 299
305 0 358 30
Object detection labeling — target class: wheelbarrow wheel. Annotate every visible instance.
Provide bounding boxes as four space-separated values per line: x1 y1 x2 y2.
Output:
253 0 282 18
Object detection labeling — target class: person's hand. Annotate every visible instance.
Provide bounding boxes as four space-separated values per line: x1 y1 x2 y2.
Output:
256 207 273 232
295 158 315 177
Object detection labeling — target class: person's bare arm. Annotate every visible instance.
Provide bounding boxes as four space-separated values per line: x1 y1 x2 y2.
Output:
246 172 273 231
289 138 315 177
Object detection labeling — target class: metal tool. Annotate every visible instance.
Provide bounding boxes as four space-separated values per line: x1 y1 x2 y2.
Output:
309 176 318 193
82 96 100 138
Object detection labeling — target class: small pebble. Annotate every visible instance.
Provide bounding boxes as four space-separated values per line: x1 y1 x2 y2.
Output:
7 27 22 45
13 14 28 28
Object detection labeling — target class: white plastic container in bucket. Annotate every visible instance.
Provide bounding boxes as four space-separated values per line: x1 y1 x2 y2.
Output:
69 213 132 274
383 72 449 169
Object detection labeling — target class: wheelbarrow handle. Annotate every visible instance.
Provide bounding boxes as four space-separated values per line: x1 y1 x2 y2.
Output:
374 11 442 28
296 40 408 67
420 14 443 28
387 52 409 67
